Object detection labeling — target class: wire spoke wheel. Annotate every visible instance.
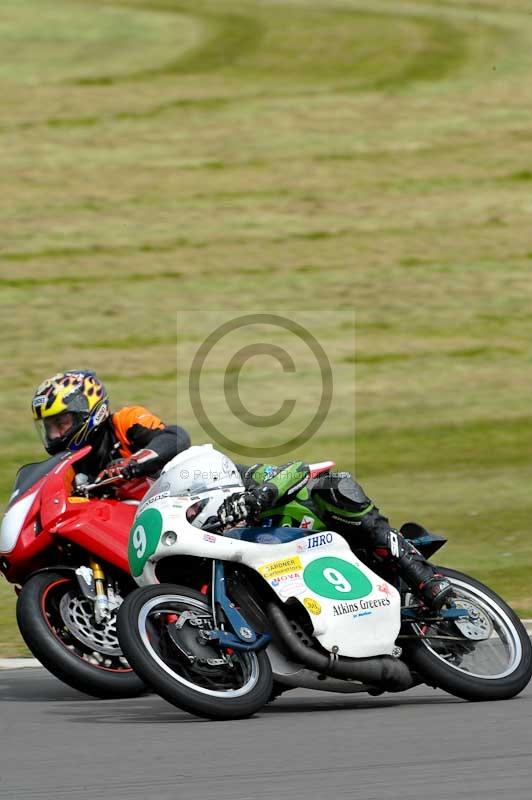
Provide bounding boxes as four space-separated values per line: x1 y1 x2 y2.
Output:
404 568 532 701
413 586 520 679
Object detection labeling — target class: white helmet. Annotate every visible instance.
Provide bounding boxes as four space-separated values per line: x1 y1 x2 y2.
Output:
143 444 244 528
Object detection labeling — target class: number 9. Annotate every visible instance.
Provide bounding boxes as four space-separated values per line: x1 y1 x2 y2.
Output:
323 567 351 593
132 524 147 559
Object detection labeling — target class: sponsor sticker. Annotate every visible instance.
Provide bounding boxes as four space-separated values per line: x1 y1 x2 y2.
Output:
67 496 89 504
303 597 322 615
332 596 391 617
299 515 315 530
202 532 216 544
271 572 302 586
297 532 333 552
258 555 302 579
270 573 306 598
140 491 170 511
93 403 108 425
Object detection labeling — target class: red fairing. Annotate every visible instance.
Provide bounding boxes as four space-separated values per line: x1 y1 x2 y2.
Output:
52 500 137 573
114 478 152 502
0 477 56 581
0 447 151 584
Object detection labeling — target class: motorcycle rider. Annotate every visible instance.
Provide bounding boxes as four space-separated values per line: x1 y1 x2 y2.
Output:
220 461 453 610
31 369 191 482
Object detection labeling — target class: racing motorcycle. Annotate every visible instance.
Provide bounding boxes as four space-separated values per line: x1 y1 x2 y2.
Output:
0 446 147 697
117 445 532 719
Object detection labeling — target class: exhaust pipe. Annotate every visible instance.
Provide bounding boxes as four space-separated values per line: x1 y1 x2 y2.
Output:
267 602 413 692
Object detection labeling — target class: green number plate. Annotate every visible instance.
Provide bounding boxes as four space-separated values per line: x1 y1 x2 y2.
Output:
303 557 373 600
128 508 163 578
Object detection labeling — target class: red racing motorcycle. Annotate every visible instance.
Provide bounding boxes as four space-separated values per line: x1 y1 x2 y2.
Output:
0 446 148 697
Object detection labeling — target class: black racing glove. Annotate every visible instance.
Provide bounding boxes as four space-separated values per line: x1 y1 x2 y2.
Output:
218 485 277 526
218 492 264 525
219 492 259 526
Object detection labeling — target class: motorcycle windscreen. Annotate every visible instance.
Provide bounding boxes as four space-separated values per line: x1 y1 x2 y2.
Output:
6 453 67 511
249 531 401 659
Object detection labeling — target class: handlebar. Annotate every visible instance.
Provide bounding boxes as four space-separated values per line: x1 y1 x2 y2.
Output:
78 475 125 495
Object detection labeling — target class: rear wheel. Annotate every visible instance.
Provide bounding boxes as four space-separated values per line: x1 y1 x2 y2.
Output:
117 583 273 720
403 567 532 701
16 571 145 698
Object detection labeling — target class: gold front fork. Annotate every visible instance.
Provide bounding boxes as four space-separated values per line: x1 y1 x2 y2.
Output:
89 557 110 622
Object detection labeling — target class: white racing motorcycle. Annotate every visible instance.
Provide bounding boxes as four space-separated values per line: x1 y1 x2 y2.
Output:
117 446 532 719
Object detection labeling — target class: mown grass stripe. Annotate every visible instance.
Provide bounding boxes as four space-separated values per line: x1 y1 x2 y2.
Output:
0 272 182 287
344 346 521 364
70 6 265 85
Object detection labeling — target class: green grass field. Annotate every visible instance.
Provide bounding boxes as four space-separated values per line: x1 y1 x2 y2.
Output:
1 0 532 655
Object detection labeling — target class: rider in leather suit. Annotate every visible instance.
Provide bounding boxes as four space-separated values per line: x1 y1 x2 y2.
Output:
31 370 190 482
220 460 453 610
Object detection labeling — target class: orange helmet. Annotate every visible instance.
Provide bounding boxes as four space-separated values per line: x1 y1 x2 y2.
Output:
31 370 109 455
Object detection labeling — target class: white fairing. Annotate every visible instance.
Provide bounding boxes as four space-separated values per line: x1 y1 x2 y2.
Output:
0 491 39 554
131 494 401 659
247 532 401 657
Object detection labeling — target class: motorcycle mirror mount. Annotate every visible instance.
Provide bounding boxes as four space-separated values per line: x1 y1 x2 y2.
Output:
74 473 89 489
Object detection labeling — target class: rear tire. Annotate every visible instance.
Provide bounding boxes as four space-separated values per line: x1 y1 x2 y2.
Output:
117 583 273 719
404 567 532 701
16 571 145 698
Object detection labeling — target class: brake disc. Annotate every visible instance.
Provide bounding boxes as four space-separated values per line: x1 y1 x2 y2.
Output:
59 591 122 656
452 598 493 641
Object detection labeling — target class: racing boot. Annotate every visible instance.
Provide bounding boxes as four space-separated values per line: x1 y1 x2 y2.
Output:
416 573 454 610
310 473 453 611
372 525 453 610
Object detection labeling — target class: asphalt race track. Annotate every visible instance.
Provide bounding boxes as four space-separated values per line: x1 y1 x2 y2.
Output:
1 669 531 800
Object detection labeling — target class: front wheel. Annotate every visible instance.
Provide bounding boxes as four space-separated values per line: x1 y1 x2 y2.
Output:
16 571 145 698
403 567 532 701
117 584 273 720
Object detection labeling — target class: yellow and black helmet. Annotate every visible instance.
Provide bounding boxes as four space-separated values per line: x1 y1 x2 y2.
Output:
31 370 110 455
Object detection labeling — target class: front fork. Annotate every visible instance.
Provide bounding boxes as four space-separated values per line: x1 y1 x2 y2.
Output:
90 558 111 623
75 557 113 624
203 560 270 652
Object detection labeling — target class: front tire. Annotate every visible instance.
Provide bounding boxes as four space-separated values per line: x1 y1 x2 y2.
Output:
117 584 273 720
404 567 532 701
16 571 145 698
